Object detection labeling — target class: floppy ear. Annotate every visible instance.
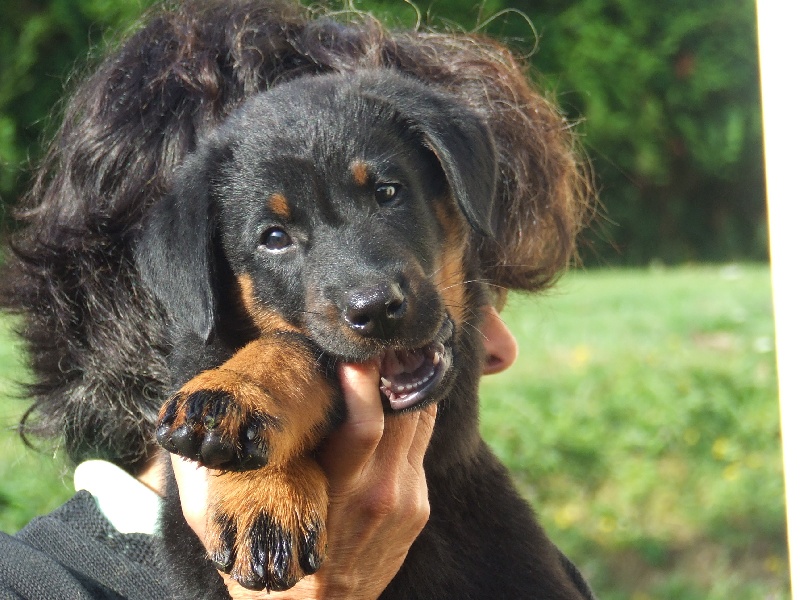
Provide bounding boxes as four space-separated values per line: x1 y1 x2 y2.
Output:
135 143 227 343
413 102 498 236
364 74 498 236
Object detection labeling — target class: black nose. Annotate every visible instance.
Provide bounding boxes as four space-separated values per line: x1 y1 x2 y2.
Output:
344 282 408 337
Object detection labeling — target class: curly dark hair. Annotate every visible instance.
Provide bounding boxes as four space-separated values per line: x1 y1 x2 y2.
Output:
0 0 590 474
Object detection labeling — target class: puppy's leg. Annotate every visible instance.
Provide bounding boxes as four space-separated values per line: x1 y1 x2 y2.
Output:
157 332 339 589
156 332 337 470
206 459 328 590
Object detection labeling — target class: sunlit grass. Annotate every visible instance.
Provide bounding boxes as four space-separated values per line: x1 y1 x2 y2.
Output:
0 317 73 533
480 264 785 600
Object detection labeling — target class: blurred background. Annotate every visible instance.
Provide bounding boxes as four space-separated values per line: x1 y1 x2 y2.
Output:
0 1 782 599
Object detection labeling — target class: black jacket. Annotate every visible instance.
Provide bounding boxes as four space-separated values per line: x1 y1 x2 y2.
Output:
0 491 167 600
0 491 596 599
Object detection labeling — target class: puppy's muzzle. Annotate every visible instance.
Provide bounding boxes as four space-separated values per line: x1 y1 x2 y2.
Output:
312 266 453 411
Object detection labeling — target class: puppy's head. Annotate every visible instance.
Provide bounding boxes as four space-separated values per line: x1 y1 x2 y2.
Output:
137 71 497 410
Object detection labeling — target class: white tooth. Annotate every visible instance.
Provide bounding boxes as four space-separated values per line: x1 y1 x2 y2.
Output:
381 377 392 388
433 352 441 366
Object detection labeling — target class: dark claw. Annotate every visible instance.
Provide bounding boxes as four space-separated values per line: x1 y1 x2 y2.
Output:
268 576 294 593
210 518 237 572
210 549 234 574
238 577 266 591
222 504 325 591
200 431 235 467
168 424 201 459
157 389 274 469
240 427 269 469
267 525 294 591
155 423 172 446
159 398 179 428
239 541 268 591
244 515 296 592
299 521 323 575
185 390 231 425
184 392 206 422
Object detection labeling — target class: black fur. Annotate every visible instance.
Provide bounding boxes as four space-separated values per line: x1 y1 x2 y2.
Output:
136 69 590 598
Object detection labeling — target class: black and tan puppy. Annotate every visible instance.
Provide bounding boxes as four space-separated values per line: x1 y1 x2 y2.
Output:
0 1 593 598
137 70 590 598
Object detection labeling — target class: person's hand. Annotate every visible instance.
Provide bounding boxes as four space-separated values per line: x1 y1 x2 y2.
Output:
172 360 435 599
171 305 516 599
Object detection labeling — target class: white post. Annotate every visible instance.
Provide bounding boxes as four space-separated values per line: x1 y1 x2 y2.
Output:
756 1 800 596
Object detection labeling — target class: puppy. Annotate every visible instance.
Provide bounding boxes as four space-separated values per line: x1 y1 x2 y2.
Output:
0 2 592 598
137 69 591 599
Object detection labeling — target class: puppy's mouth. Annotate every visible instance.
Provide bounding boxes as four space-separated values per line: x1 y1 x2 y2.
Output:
378 318 453 411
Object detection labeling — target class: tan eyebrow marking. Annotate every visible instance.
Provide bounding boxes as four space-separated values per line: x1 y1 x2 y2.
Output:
267 193 291 219
351 160 370 187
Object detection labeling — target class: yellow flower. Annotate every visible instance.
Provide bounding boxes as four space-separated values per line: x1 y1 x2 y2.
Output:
570 344 591 368
554 503 582 529
712 437 730 461
723 463 741 482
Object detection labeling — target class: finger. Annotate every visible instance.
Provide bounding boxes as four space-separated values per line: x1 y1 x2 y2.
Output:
373 409 421 465
371 402 435 480
170 454 209 539
319 361 384 483
406 403 437 467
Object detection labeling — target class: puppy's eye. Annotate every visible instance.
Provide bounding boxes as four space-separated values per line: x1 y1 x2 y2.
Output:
375 183 402 206
259 227 292 252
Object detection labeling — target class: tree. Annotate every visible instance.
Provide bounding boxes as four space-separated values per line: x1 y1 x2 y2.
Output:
0 0 765 264
0 0 155 202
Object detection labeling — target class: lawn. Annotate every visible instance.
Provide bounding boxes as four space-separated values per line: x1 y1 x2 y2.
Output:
0 316 75 532
480 264 785 599
0 264 786 599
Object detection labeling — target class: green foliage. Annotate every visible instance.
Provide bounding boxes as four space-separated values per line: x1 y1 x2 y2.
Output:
461 0 764 264
0 0 766 261
0 0 156 200
0 316 73 532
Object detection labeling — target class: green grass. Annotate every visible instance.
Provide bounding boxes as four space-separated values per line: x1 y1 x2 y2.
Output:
480 264 786 600
0 264 786 599
0 318 74 533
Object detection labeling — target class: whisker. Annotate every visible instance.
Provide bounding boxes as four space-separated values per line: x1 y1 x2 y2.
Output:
462 320 488 342
439 280 510 292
